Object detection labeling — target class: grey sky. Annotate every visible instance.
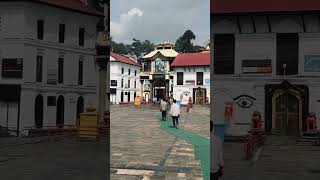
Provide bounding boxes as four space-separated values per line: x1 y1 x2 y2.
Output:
111 0 210 46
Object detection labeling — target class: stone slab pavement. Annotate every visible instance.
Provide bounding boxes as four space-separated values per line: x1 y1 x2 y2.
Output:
0 137 107 180
221 136 320 180
110 105 209 180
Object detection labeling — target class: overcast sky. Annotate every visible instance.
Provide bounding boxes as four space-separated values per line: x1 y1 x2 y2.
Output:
110 0 209 47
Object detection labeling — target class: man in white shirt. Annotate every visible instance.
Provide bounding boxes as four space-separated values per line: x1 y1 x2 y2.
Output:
170 99 180 129
211 121 224 180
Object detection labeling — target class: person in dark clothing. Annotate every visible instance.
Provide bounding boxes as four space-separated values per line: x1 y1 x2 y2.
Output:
160 98 168 121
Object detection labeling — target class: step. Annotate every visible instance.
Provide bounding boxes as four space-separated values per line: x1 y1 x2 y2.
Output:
224 136 248 142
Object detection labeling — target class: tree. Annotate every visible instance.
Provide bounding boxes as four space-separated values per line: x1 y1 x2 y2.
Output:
111 41 129 55
131 38 154 63
175 30 196 53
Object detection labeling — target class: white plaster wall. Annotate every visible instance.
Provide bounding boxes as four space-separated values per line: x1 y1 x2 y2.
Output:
235 34 276 76
172 66 210 105
110 61 141 104
212 14 320 135
0 1 99 132
0 2 25 39
172 67 210 86
24 2 98 49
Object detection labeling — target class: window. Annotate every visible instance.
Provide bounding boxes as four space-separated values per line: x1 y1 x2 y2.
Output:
121 91 124 102
37 20 44 40
0 16 2 32
2 58 23 78
128 69 131 75
144 62 151 72
79 28 85 46
111 80 117 86
128 79 130 88
121 68 124 74
121 79 123 88
196 72 203 85
135 70 137 76
276 33 299 75
59 24 65 43
177 72 183 85
36 56 43 82
214 34 235 74
134 80 136 88
58 58 64 84
78 59 83 85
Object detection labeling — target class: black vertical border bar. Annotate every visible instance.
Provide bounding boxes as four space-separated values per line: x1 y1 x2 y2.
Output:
105 0 111 179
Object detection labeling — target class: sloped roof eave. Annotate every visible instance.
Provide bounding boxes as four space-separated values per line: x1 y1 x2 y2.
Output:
30 0 104 17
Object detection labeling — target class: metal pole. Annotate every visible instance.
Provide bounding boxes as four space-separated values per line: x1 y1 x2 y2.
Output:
16 99 20 137
6 103 9 130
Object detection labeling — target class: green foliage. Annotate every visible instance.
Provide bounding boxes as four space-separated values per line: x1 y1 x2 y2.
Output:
175 30 203 53
112 39 154 63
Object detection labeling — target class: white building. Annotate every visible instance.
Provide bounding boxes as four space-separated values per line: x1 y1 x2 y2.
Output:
212 1 320 136
140 42 178 102
171 51 210 105
110 53 141 104
0 1 102 134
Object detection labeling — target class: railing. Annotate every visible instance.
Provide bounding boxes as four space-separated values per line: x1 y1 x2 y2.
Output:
244 129 265 160
22 124 109 142
24 125 78 137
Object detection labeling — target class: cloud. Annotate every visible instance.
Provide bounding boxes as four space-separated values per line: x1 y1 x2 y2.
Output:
111 0 209 46
111 8 144 41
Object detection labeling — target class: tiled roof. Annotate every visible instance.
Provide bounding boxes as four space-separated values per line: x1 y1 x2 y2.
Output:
211 0 320 14
111 53 142 67
33 0 103 16
171 51 210 67
143 49 179 59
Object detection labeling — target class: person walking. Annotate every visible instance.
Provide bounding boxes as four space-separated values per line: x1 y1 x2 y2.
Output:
185 97 193 120
211 121 224 180
170 99 180 129
160 98 168 121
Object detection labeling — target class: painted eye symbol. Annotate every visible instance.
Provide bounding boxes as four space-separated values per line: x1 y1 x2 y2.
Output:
237 98 254 108
234 95 256 109
183 91 189 96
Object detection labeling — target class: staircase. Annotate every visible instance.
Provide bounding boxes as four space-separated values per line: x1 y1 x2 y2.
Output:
296 131 320 146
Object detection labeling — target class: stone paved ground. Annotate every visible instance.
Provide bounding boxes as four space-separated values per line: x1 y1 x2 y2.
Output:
222 136 320 180
0 137 107 180
110 105 209 180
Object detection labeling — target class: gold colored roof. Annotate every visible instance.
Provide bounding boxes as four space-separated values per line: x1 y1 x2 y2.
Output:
143 49 179 59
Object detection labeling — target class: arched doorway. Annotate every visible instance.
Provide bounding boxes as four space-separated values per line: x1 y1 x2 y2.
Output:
265 80 308 136
121 91 124 102
34 94 43 128
56 95 64 128
153 78 166 101
145 93 149 102
76 96 84 126
194 88 206 104
272 90 301 136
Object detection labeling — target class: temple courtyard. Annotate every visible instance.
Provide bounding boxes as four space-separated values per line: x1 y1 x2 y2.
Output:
223 136 320 180
110 104 210 180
